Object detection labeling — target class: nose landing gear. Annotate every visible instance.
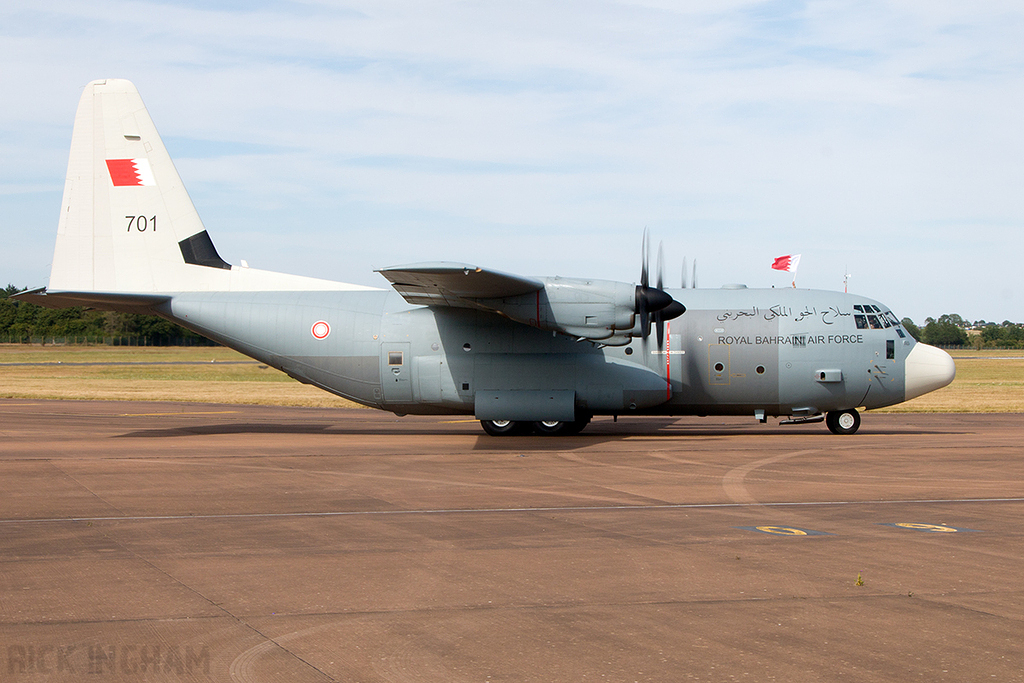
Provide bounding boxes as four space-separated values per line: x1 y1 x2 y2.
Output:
826 409 861 435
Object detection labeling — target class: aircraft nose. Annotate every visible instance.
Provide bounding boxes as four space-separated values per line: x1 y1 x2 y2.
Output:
904 343 956 400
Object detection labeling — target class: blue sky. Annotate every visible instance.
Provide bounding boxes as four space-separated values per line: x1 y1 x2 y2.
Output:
2 0 1022 323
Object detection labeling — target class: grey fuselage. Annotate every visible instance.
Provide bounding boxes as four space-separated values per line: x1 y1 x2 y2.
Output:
160 285 912 421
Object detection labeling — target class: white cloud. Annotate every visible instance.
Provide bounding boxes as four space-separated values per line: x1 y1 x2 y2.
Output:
1 0 1021 321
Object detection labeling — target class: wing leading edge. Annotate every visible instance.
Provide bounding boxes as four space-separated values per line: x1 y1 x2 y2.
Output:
376 263 544 308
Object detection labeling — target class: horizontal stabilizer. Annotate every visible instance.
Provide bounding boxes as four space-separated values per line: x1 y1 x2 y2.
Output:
377 262 543 307
12 287 169 314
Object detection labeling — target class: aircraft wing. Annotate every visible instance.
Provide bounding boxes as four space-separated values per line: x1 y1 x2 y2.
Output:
376 263 543 307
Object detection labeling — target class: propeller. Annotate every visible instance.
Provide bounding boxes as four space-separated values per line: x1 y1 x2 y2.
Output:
653 241 686 348
679 257 697 289
635 231 685 350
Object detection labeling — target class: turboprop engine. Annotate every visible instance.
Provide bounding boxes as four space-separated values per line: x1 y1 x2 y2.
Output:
478 276 675 345
376 235 685 347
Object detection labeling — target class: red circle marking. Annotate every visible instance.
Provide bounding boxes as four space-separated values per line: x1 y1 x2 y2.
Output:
311 321 330 340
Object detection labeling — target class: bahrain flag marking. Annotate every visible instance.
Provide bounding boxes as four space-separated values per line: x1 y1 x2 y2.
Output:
771 254 801 273
106 158 156 186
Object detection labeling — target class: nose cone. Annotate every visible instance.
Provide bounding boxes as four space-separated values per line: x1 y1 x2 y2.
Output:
904 343 956 400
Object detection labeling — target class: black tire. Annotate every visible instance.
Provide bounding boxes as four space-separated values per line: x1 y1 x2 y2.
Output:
532 417 591 436
826 409 860 435
533 420 572 436
480 419 527 436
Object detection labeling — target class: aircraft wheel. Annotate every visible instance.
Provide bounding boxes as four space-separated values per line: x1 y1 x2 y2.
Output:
480 419 527 436
532 417 591 436
532 420 565 435
826 409 860 435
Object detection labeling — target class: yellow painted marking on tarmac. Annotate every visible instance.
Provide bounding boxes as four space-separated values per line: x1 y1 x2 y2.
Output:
119 411 240 417
439 419 480 424
896 523 958 533
756 526 808 536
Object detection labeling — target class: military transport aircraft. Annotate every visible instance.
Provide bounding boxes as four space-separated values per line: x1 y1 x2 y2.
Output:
16 79 956 436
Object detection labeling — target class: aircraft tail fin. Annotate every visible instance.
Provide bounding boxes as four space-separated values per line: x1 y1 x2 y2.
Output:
49 79 224 294
43 79 369 301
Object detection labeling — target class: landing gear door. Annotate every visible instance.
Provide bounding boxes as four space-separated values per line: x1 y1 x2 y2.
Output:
381 342 413 403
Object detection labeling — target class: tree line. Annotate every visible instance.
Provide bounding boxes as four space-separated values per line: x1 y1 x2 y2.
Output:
1 285 213 345
3 284 1022 348
901 314 1024 349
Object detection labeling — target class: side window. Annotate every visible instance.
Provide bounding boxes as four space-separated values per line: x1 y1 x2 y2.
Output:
886 339 895 360
388 351 404 366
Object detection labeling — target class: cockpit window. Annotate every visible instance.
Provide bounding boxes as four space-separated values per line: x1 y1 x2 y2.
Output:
867 314 883 329
855 314 868 329
854 304 864 313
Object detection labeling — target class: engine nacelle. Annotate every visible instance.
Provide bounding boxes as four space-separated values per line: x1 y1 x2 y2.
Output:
479 277 638 344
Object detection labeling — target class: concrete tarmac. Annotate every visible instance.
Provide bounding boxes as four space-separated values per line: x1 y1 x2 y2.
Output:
2 399 1023 682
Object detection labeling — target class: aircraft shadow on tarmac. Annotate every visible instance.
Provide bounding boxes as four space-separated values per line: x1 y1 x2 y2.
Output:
113 418 961 443
470 424 963 450
113 423 336 438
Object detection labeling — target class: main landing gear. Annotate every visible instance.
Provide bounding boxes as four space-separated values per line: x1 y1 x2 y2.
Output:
481 412 861 436
480 417 591 436
825 408 861 435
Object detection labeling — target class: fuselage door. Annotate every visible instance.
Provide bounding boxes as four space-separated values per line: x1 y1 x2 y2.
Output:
380 342 413 403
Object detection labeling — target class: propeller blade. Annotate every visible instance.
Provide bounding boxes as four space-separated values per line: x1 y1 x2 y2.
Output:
656 242 665 291
640 228 650 290
655 242 666 348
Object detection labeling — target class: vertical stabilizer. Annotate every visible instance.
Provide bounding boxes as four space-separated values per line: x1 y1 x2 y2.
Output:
50 79 214 293
46 79 369 297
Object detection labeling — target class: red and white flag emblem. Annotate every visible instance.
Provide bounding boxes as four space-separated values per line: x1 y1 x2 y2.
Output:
106 158 156 186
771 254 801 273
